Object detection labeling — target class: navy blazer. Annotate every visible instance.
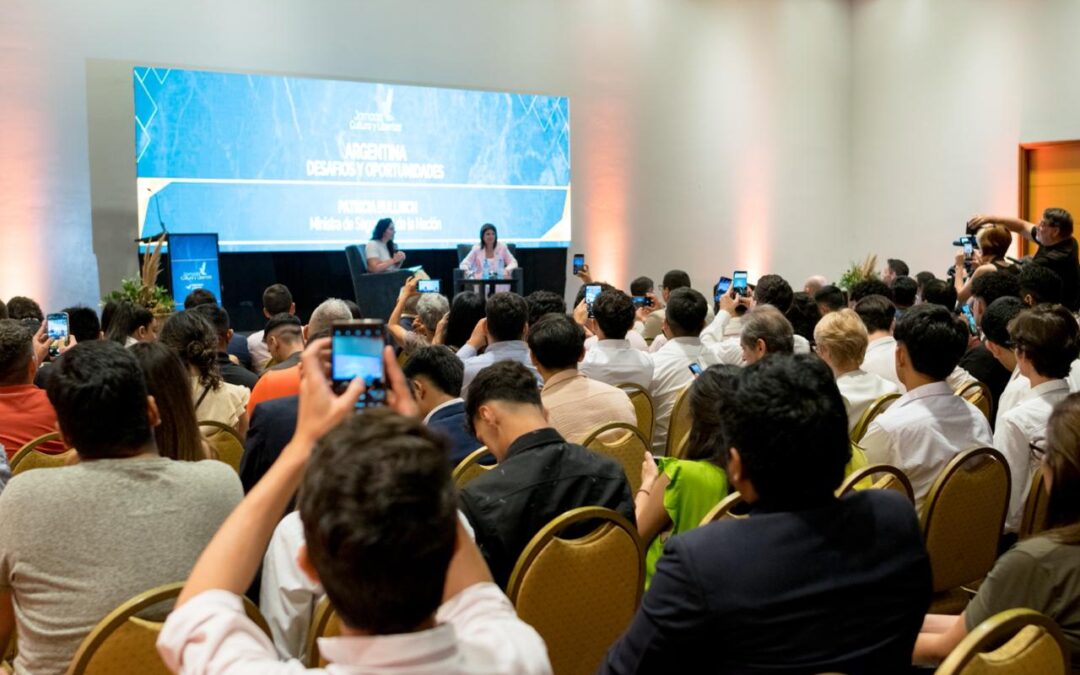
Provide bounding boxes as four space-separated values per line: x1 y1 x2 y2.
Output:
240 395 298 494
426 400 482 466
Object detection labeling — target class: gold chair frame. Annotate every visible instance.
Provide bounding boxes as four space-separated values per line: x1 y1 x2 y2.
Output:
699 491 748 526
9 432 74 475
836 463 914 503
955 380 993 424
849 392 901 443
616 382 654 445
1019 471 1051 539
935 608 1069 675
197 420 245 472
303 596 342 668
581 422 651 494
452 446 496 489
665 386 692 458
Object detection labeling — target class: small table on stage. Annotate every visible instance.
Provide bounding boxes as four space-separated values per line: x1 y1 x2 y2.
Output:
455 275 524 300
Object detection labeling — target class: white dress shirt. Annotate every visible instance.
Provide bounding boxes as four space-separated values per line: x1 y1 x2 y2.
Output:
861 336 901 389
996 367 1031 429
579 339 654 389
457 340 540 398
993 379 1070 533
248 330 271 374
1068 358 1080 392
585 331 648 352
648 337 721 454
860 381 993 510
699 308 810 363
835 369 901 432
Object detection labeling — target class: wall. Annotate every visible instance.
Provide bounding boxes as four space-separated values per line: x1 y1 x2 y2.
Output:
0 0 851 312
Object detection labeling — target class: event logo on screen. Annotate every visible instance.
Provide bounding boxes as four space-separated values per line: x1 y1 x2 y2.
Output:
134 67 570 253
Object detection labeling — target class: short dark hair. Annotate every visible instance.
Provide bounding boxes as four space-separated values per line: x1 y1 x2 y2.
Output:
1009 305 1080 379
103 301 153 344
854 294 896 333
814 285 846 312
299 411 456 633
665 288 708 337
344 300 364 319
722 355 850 505
465 360 542 435
159 310 222 390
6 296 43 322
183 289 217 309
893 303 968 380
0 319 33 386
915 271 937 290
1043 207 1074 236
525 290 566 326
527 313 585 371
263 313 303 342
754 275 794 312
849 279 893 303
484 292 528 342
661 270 692 291
262 283 294 315
785 292 820 345
981 297 1025 348
1020 264 1064 306
630 276 654 296
971 271 1021 305
887 259 910 277
921 279 957 310
891 276 918 307
687 364 741 466
444 292 486 350
46 340 153 458
63 306 101 343
593 290 635 340
740 305 795 356
191 303 231 342
403 345 464 397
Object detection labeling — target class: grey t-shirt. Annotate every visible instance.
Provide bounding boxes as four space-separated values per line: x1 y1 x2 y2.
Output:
0 456 242 675
966 536 1080 671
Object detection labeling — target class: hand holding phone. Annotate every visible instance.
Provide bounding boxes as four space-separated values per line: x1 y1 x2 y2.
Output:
960 305 978 336
572 254 586 276
417 279 441 294
46 312 69 358
331 320 388 408
732 271 749 298
584 284 602 319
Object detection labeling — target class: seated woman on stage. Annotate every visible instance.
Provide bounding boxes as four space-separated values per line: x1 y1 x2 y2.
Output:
365 217 406 273
459 223 518 279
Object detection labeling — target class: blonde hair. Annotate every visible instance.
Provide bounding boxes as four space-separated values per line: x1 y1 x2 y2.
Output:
814 308 869 371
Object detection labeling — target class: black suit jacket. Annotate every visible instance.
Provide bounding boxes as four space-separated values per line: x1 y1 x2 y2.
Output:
426 400 482 466
601 490 932 675
240 395 298 494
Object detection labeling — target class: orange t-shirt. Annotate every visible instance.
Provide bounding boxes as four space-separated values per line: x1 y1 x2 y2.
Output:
247 365 301 416
0 385 66 460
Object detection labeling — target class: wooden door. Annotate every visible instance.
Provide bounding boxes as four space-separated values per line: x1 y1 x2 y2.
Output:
1019 141 1080 257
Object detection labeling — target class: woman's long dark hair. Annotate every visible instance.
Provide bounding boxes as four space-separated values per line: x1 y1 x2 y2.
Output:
159 310 222 391
129 342 204 462
444 291 486 351
1042 393 1080 545
371 218 397 256
104 300 153 344
685 365 742 467
479 223 498 251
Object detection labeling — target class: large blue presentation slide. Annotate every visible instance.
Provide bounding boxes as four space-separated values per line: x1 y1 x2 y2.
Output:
134 67 571 252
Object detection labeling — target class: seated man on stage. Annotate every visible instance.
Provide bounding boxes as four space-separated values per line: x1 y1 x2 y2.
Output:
365 217 406 273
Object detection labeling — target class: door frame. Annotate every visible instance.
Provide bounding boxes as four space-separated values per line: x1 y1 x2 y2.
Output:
1018 140 1080 257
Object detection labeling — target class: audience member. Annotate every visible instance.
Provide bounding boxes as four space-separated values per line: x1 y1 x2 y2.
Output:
129 342 211 462
602 354 931 673
460 360 634 588
849 278 893 304
438 291 486 352
64 305 101 343
955 281 1013 412
0 299 6 320
247 284 296 374
99 300 118 336
403 345 482 465
994 305 1079 533
183 289 217 309
0 319 65 461
637 270 690 342
855 294 901 389
1019 262 1064 307
528 313 636 442
525 290 566 327
456 292 540 396
981 297 1029 426
970 270 1021 326
883 258 909 285
648 288 720 453
704 273 809 361
891 275 918 313
247 314 305 414
803 275 828 295
859 304 993 507
6 296 43 324
240 393 299 495
103 300 156 346
953 225 1019 303
388 276 450 356
579 289 654 389
0 340 241 675
192 303 259 389
921 278 957 310
915 271 937 298
815 308 900 431
786 292 820 346
915 392 1080 667
740 305 795 365
160 310 250 439
814 284 846 315
343 299 363 319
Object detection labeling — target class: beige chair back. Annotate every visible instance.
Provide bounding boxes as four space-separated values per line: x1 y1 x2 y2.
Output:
956 380 993 424
616 383 654 445
304 596 343 668
66 582 269 675
1019 472 1051 539
665 386 692 457
198 420 244 472
507 507 643 675
935 608 1069 675
921 447 1010 595
9 432 75 476
836 463 914 503
699 492 748 526
582 422 650 493
452 446 496 489
849 393 901 443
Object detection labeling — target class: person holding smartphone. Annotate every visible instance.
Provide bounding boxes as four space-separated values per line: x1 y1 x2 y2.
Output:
952 225 1019 304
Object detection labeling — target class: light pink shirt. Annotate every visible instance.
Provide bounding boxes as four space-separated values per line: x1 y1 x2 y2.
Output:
540 370 637 443
459 244 518 279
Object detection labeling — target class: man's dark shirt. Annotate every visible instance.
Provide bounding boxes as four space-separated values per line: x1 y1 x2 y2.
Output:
601 490 932 675
1031 227 1080 310
227 333 253 370
426 400 482 466
216 352 258 390
958 344 1009 424
459 427 635 589
239 395 298 494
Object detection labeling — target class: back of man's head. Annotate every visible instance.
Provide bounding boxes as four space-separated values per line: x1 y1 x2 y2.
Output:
854 294 896 334
665 288 708 337
894 304 967 380
525 290 566 327
191 304 231 345
593 289 635 340
484 292 529 343
183 288 217 309
1020 264 1064 306
740 305 794 356
263 283 294 315
891 276 918 308
814 285 846 313
527 313 584 371
849 279 893 304
921 279 957 310
465 360 542 435
299 410 456 634
416 294 450 333
661 270 691 292
308 298 352 337
6 296 44 323
63 306 101 343
0 320 33 386
915 271 937 292
1010 305 1080 379
630 276 654 297
971 271 1021 306
814 308 869 371
722 354 850 505
754 275 794 313
264 313 303 344
46 340 153 458
981 297 1025 349
404 345 464 398
887 258 910 278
